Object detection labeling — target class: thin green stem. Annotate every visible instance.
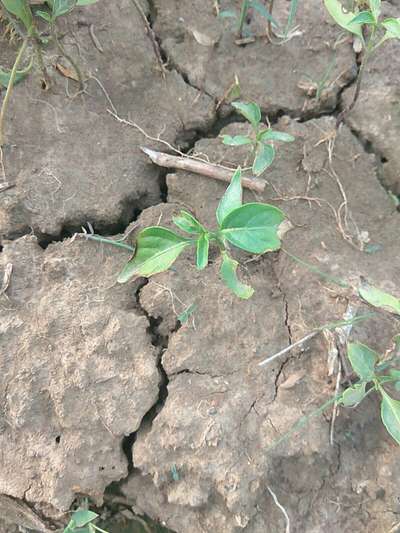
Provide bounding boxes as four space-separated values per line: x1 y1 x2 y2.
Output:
50 23 84 90
267 392 344 451
0 33 30 146
282 248 349 288
85 234 135 253
238 0 249 38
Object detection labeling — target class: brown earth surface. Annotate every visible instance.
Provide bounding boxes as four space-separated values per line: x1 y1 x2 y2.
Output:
1 1 400 532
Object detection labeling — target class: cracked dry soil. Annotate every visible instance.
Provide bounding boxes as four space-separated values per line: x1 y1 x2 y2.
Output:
1 1 400 532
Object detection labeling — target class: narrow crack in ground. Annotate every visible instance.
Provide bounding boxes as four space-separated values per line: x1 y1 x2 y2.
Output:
121 279 170 474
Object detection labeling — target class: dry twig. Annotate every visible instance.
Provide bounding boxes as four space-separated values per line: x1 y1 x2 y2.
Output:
141 146 266 193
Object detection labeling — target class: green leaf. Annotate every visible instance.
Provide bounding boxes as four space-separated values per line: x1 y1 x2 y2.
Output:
222 135 252 146
358 280 400 316
323 0 363 39
219 203 285 253
389 369 400 380
248 0 279 28
347 342 378 381
177 303 196 324
76 0 98 4
35 9 51 22
71 510 98 527
253 143 275 175
380 390 400 445
382 18 400 39
0 60 32 88
1 0 33 31
173 210 205 235
52 0 76 18
216 167 243 226
349 11 376 25
231 101 261 129
258 129 295 143
341 382 367 407
220 252 254 299
118 227 192 283
368 0 381 19
196 233 209 270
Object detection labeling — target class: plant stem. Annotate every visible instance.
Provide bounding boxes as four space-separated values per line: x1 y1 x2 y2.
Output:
85 234 135 253
336 27 376 128
32 31 50 88
238 0 249 38
51 24 84 90
267 0 274 40
0 34 30 146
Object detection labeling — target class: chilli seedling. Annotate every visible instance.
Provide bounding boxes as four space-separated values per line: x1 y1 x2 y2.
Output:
222 101 295 176
117 168 285 299
341 340 400 445
324 0 400 124
64 508 109 533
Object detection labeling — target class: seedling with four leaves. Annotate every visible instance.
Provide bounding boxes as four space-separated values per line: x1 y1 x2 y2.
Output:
117 168 285 299
222 101 295 176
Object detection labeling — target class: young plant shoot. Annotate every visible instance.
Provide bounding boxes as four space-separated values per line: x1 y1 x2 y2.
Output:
221 101 295 176
118 168 285 299
0 0 98 145
341 341 400 445
64 507 109 533
324 0 400 124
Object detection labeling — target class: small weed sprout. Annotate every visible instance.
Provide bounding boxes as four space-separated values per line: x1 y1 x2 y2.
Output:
117 168 285 299
219 0 278 39
219 0 299 41
64 507 109 533
0 0 98 145
221 101 294 176
324 0 400 124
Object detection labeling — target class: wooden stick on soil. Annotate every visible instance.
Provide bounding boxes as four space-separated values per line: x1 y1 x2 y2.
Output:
140 147 266 193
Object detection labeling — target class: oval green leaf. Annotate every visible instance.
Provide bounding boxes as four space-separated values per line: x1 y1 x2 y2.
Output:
72 509 98 527
173 210 205 234
0 60 32 88
323 0 363 39
1 0 33 30
349 11 376 25
253 143 275 175
347 342 378 381
196 233 209 270
380 391 400 445
220 252 254 299
118 227 192 282
220 203 285 253
341 382 367 407
232 101 261 129
216 167 243 226
382 18 400 39
358 279 400 316
258 129 295 143
222 135 252 146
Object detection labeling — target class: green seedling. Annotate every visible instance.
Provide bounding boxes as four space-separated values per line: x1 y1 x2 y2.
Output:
0 0 98 145
64 508 109 533
219 0 299 41
117 168 285 299
324 0 400 124
219 0 278 39
341 341 400 445
221 101 295 176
